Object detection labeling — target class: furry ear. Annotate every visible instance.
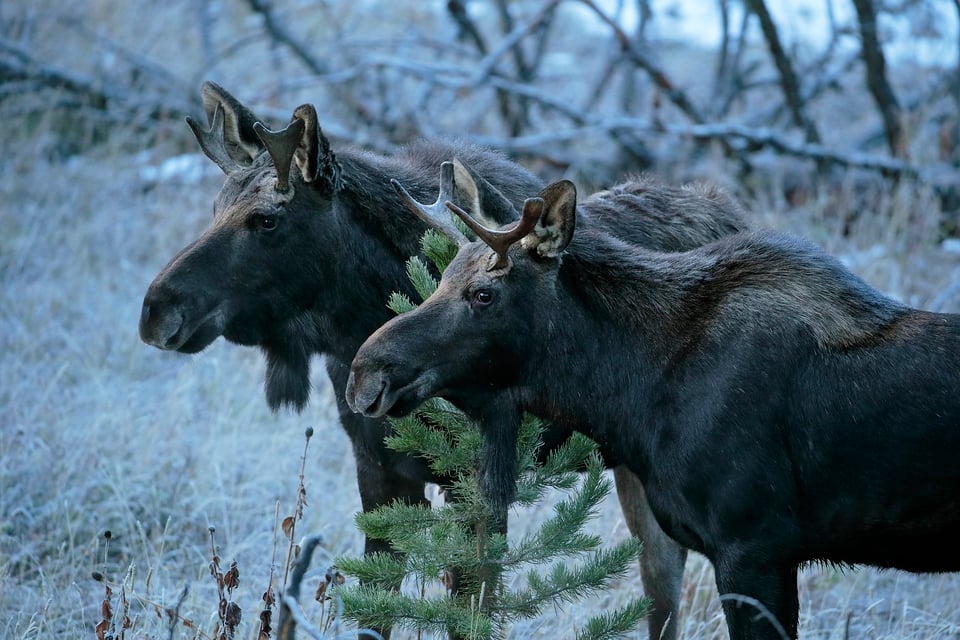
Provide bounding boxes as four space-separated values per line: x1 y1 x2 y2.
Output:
291 104 341 192
520 180 577 258
451 158 518 227
187 81 263 172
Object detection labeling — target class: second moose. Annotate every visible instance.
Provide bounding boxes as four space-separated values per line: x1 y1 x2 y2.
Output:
347 178 960 640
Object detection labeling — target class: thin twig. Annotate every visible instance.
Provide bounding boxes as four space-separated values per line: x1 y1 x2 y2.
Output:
575 0 707 125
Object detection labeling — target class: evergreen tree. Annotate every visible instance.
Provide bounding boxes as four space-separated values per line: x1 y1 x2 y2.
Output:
335 230 650 639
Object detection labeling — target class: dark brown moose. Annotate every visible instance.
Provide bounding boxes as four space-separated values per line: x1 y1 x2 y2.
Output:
139 82 747 640
347 179 960 640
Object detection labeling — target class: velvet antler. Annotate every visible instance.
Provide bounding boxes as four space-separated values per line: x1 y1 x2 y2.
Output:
391 162 468 245
186 104 246 174
445 197 543 270
253 118 306 193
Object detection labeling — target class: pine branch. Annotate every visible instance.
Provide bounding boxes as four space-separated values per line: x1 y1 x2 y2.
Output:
334 551 408 592
499 539 644 619
384 399 482 475
506 454 608 569
420 229 460 275
405 255 438 302
514 432 596 505
354 502 445 546
337 585 494 640
575 599 654 640
386 291 416 316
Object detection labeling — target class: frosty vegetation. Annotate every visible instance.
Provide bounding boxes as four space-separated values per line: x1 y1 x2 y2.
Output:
3 0 960 638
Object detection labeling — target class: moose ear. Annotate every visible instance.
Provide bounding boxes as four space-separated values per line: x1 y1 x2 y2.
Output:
188 81 263 172
451 158 518 228
291 104 341 192
520 180 577 258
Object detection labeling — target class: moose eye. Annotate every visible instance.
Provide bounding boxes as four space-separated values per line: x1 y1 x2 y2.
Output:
255 215 278 232
473 289 494 306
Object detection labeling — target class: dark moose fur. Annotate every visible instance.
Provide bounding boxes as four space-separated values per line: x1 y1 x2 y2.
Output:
139 82 747 640
347 179 960 640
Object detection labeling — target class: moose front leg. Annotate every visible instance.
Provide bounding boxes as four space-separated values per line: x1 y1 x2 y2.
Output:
713 558 799 640
613 466 687 640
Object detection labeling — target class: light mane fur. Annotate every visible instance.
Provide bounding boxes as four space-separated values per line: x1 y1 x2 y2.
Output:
560 228 904 351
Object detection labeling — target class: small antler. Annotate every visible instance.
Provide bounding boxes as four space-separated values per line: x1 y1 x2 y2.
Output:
253 118 306 193
391 162 468 245
445 197 543 270
186 104 245 174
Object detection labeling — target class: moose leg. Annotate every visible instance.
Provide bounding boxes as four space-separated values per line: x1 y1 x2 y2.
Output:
613 466 687 640
713 559 799 640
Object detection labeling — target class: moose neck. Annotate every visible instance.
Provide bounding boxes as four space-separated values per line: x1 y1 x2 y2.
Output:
293 144 539 363
304 153 431 364
516 228 904 479
515 231 689 475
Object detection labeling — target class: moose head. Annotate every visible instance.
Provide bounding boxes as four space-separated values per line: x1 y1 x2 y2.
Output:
139 83 341 354
345 180 579 420
138 83 536 411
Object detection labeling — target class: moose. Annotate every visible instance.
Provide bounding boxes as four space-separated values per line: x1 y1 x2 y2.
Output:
138 82 748 640
346 178 960 639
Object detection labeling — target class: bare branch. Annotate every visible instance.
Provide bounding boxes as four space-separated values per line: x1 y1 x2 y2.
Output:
716 8 755 118
0 36 197 123
467 116 951 182
246 0 329 76
743 0 821 145
851 0 907 158
466 0 562 136
575 0 708 125
574 0 747 170
447 0 488 54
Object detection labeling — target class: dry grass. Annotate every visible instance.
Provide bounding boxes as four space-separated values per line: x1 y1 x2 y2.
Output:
4 129 960 640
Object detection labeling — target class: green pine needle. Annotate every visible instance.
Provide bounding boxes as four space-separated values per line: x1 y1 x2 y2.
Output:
421 228 460 273
387 291 416 315
452 211 473 239
575 599 654 640
406 255 438 302
337 584 496 640
334 551 408 591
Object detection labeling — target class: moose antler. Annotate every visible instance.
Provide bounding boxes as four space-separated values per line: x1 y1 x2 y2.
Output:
186 104 246 174
391 162 468 245
445 197 543 270
253 118 306 193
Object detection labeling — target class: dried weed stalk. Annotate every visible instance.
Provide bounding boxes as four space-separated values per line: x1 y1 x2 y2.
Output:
208 526 242 640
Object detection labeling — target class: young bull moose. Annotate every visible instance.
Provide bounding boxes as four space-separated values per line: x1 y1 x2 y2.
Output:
138 82 747 640
346 179 960 640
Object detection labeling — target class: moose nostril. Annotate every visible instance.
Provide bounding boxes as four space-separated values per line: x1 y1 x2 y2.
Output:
345 370 359 412
138 295 185 349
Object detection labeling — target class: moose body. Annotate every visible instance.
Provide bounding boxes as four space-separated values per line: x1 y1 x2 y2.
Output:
346 180 960 639
139 83 751 640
